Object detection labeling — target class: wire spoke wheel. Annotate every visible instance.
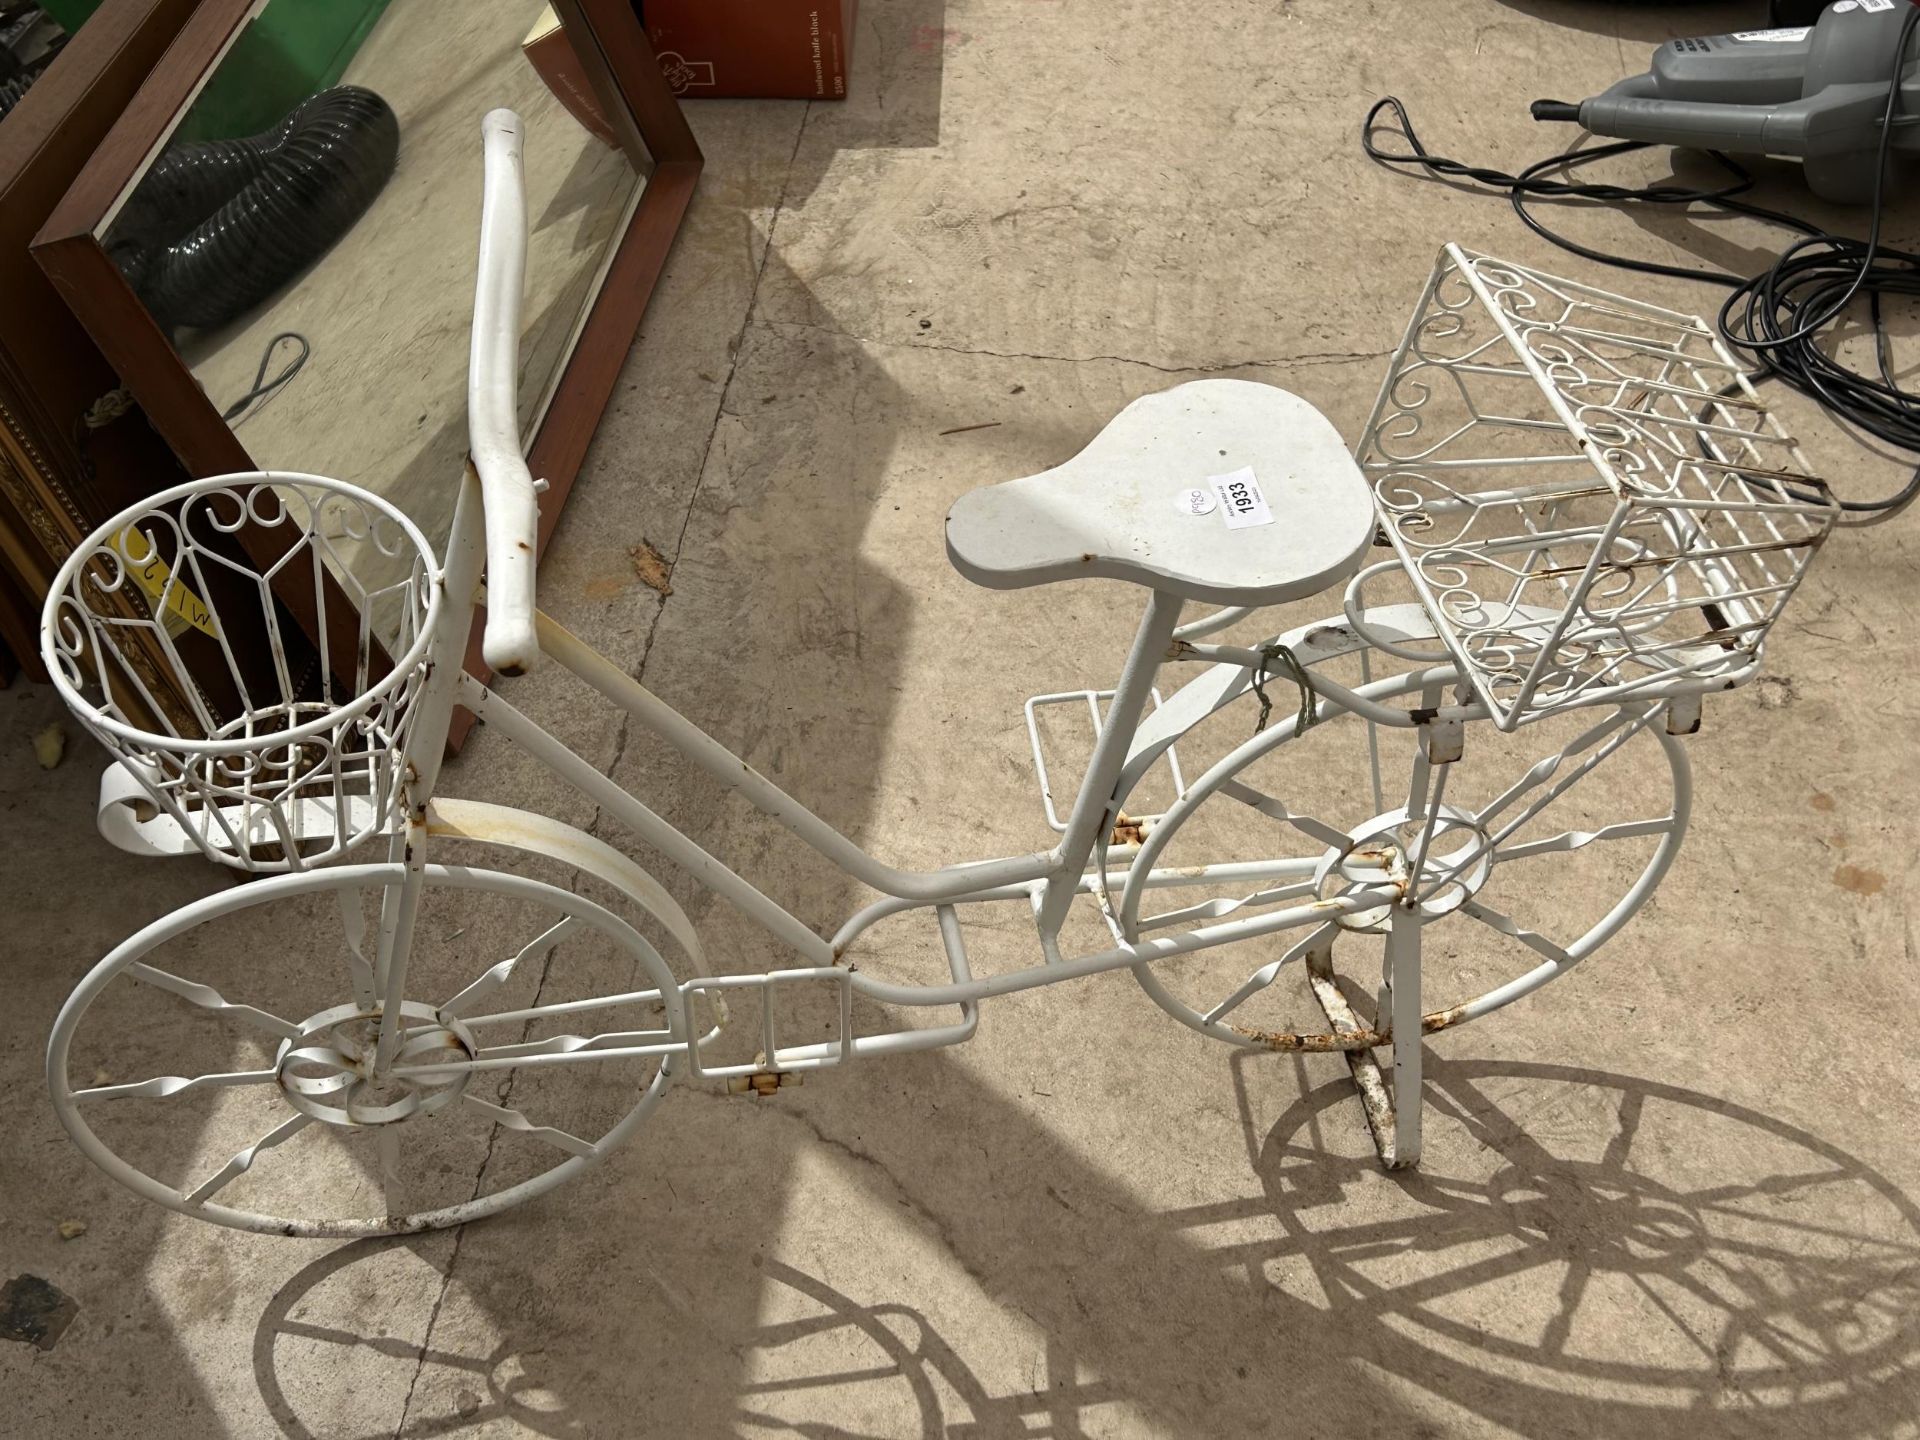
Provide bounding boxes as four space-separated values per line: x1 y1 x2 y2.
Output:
1122 664 1689 1050
47 864 687 1236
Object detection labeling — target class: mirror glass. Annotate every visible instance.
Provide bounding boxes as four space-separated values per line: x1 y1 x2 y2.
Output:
93 0 647 599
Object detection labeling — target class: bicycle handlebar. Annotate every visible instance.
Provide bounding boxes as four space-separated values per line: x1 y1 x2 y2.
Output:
469 109 540 675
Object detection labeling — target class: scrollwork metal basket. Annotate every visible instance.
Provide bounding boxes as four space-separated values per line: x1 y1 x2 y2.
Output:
39 473 441 871
1360 244 1839 729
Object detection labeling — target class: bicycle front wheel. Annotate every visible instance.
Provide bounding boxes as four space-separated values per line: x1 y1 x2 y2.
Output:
48 863 686 1236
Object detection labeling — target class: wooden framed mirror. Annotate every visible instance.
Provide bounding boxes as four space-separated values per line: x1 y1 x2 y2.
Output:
31 0 700 721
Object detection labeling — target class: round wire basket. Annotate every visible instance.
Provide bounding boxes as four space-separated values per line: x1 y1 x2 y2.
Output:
39 473 442 873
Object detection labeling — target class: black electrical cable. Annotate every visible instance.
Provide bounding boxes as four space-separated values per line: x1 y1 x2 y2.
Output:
220 331 310 424
1361 3 1920 522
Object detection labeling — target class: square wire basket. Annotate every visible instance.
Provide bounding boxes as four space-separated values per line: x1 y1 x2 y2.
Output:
1358 244 1840 730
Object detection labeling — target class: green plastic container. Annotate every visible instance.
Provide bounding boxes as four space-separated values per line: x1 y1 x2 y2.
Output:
41 0 394 141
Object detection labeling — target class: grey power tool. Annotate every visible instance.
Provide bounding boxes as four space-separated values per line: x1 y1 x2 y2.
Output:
1534 1 1920 204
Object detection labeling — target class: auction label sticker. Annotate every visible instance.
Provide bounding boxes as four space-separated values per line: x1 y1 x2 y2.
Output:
1209 467 1274 529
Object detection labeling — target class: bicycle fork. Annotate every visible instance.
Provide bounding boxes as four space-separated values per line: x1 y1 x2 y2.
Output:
1311 709 1458 1171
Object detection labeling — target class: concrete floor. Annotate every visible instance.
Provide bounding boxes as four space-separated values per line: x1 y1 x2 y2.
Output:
7 0 1920 1435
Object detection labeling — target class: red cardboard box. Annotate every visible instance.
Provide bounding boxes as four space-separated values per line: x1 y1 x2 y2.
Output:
643 0 856 100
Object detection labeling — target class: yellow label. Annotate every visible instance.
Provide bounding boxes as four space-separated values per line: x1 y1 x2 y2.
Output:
112 526 219 640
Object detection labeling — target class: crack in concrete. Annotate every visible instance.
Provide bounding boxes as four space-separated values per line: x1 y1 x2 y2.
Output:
640 107 817 679
389 1227 465 1440
390 935 564 1440
390 97 821 1440
678 1086 1012 1306
753 316 1391 375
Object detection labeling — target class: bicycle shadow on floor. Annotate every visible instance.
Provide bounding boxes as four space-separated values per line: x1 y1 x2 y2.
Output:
251 1241 1121 1440
248 1047 1920 1438
1208 1049 1920 1438
230 227 1920 1434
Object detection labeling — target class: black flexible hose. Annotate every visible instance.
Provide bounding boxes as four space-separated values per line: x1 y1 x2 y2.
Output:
0 70 35 122
108 86 400 332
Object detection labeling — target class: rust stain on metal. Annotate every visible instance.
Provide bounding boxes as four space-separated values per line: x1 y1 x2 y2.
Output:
1227 1021 1383 1053
629 540 674 596
1304 952 1402 1164
1109 811 1146 846
1695 626 1754 648
1226 1003 1471 1053
1150 862 1214 882
729 1070 803 1096
1690 455 1827 484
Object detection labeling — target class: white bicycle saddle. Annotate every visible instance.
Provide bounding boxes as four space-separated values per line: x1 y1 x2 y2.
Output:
945 378 1375 607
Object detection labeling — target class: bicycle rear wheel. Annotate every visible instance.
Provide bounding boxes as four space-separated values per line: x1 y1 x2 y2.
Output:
1121 665 1690 1051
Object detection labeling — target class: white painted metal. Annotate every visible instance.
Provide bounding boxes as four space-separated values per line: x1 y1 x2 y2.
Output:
1034 589 1185 940
1358 244 1839 730
45 864 684 1236
36 148 1817 1235
526 611 1058 904
40 473 442 872
1384 904 1423 1167
1126 676 1689 1046
468 109 542 676
945 379 1377 607
1024 686 1187 833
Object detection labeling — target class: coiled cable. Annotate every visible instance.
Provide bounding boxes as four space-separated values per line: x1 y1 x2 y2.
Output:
1361 3 1920 523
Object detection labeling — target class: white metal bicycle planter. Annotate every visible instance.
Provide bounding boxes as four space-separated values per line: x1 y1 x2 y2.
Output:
40 113 1837 1237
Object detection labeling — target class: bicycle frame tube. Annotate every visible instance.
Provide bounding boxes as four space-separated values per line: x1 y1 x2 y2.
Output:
527 613 1059 902
1033 588 1184 940
399 132 1421 1015
387 100 1334 999
465 595 1191 913
441 575 1331 981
